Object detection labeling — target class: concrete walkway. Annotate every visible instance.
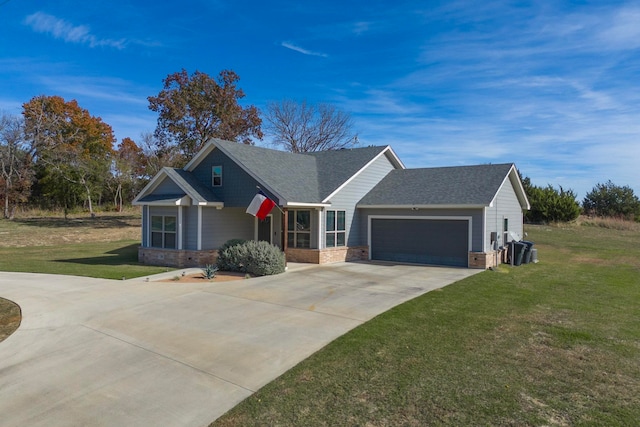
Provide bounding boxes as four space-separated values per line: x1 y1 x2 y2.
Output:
0 262 480 427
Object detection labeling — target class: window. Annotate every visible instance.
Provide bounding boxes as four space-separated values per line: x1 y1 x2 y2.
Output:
151 215 176 249
212 165 222 187
326 210 346 247
287 210 311 248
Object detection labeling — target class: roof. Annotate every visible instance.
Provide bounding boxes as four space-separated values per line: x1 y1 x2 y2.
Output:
358 163 525 207
186 139 402 204
132 167 222 206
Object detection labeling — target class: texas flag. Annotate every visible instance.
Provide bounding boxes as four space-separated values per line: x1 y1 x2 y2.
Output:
246 191 276 220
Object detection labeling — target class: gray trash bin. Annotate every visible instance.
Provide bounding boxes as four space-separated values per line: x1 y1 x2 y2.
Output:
521 241 534 264
513 242 526 266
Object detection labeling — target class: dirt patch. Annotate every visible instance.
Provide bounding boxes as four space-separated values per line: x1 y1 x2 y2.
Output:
160 271 248 283
0 298 21 343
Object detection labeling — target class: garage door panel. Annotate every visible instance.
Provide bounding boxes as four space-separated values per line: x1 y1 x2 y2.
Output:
371 218 468 267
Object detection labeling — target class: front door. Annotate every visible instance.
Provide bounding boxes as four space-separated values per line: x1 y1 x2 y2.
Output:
257 216 272 244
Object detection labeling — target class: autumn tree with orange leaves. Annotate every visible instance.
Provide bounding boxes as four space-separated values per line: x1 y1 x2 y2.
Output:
22 95 115 217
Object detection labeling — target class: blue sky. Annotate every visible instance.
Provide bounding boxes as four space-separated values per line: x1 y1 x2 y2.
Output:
1 0 639 198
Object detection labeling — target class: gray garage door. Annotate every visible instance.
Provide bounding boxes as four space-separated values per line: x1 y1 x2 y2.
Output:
370 218 469 267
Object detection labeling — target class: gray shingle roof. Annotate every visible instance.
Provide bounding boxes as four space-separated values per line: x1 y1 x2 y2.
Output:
164 167 221 204
358 163 515 206
213 139 389 203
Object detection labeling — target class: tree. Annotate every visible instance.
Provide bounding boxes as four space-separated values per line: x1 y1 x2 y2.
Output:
148 69 263 159
110 137 146 211
0 113 34 218
520 173 581 223
265 99 358 153
583 180 640 220
22 95 115 217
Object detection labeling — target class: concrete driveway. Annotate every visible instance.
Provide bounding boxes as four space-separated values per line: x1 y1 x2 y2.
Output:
0 262 480 427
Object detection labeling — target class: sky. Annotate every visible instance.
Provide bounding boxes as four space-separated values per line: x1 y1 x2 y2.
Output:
1 0 639 199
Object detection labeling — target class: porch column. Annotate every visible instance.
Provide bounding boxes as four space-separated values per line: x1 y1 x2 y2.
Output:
317 209 323 249
282 208 288 257
177 205 183 250
197 205 202 250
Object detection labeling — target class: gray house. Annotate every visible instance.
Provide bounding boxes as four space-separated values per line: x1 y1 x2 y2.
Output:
133 138 529 269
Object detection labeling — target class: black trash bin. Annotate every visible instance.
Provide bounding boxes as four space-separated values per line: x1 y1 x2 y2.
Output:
521 241 534 264
512 241 527 266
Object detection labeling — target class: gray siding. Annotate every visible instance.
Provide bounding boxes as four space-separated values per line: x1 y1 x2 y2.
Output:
183 206 198 250
154 177 184 195
191 148 273 207
358 208 484 252
485 178 524 250
323 153 395 247
201 207 255 249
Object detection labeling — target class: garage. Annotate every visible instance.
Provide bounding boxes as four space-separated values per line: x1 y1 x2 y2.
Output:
369 217 470 267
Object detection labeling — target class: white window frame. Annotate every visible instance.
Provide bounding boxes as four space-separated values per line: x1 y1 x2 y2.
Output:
150 215 177 249
325 210 346 247
287 209 311 248
212 165 222 187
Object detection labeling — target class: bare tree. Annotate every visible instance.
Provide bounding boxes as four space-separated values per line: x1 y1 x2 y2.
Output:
0 113 33 219
265 100 358 153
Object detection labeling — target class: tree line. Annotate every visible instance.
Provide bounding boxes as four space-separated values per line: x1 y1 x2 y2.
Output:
1 68 638 221
0 69 357 218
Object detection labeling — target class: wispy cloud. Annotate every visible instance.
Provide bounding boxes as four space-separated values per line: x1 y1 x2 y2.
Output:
281 41 328 57
24 12 125 49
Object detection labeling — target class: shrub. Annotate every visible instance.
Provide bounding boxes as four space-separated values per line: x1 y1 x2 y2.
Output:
583 181 640 221
525 184 581 224
217 240 285 276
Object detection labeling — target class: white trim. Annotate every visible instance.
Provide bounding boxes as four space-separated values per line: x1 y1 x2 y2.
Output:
317 210 323 250
285 202 332 208
188 139 287 205
254 214 273 244
358 204 486 209
489 165 530 211
367 215 473 267
177 206 183 250
321 146 405 203
482 206 487 253
145 205 150 247
197 206 202 251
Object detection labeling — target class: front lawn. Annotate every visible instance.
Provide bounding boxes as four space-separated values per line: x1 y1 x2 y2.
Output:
0 213 167 279
212 222 640 426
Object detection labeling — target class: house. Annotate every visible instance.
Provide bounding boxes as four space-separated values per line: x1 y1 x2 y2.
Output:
133 138 529 269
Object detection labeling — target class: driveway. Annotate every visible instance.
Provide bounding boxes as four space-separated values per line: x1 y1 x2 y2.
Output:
0 262 480 427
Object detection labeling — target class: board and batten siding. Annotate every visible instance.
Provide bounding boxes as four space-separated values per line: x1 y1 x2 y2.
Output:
358 208 484 252
485 177 524 251
322 153 396 248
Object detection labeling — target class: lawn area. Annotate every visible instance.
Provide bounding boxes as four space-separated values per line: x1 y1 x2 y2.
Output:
0 212 167 280
213 222 640 426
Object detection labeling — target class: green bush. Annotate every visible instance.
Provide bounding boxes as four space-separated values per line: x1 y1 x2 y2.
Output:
217 240 285 276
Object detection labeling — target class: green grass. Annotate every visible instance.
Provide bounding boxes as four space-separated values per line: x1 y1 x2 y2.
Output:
212 223 640 426
0 213 167 280
0 240 168 280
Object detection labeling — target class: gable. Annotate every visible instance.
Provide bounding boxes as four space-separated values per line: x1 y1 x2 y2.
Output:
358 163 521 208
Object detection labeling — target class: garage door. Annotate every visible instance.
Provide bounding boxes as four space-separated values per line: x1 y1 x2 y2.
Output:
370 218 469 267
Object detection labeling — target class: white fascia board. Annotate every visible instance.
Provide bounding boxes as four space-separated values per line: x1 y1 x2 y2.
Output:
196 138 286 205
183 139 218 171
134 195 191 206
357 204 486 209
321 146 404 204
286 202 332 208
197 201 224 208
131 169 169 204
489 165 530 211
